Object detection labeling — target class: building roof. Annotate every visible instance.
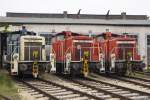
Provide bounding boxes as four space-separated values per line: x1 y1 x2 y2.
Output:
1 16 150 26
6 12 148 20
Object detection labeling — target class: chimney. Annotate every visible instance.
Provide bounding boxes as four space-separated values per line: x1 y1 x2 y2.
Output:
63 11 68 18
121 12 126 19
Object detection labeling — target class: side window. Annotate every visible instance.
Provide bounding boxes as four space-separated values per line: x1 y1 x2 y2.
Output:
38 32 53 45
57 35 64 41
97 36 104 41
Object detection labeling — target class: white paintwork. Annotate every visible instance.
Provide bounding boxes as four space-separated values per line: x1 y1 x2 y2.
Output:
50 53 56 72
11 53 19 75
111 54 115 70
116 41 135 44
65 53 71 73
73 40 93 43
99 53 105 72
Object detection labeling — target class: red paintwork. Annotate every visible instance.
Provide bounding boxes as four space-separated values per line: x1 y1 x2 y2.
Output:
96 32 141 62
52 31 100 63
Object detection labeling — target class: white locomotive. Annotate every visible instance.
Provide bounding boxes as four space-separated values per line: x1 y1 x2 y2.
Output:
4 31 54 78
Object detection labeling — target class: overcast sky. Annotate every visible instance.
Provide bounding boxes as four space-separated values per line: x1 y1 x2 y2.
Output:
0 0 150 16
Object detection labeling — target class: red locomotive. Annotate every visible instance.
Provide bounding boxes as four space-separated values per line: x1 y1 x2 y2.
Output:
51 31 103 76
96 32 143 75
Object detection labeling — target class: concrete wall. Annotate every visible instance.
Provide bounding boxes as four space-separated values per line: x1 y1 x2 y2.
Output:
10 24 150 66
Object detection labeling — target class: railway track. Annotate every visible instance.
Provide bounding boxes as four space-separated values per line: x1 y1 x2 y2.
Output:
52 74 150 100
91 73 150 93
14 73 150 100
72 77 150 100
16 78 119 100
110 75 150 89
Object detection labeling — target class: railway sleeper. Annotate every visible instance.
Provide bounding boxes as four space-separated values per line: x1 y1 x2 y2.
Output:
58 94 81 99
36 97 49 100
33 94 44 98
51 91 73 96
45 89 67 93
65 96 89 100
44 88 62 91
111 91 130 94
130 96 149 100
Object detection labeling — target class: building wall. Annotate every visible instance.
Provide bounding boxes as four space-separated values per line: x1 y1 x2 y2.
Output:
10 24 150 67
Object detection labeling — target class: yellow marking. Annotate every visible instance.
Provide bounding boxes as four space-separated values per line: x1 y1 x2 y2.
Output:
33 50 39 59
82 51 89 77
32 50 39 76
84 51 89 57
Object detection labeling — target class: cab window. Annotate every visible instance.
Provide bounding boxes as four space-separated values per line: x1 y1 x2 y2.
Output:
56 35 65 41
97 36 104 41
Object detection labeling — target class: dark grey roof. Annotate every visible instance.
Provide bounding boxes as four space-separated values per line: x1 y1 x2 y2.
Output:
6 12 148 20
1 16 150 26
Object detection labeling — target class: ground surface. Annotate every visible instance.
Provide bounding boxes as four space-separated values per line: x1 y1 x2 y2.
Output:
0 70 20 100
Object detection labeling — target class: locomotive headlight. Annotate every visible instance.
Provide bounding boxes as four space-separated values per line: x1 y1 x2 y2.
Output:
50 54 55 60
67 55 71 59
13 53 19 60
66 53 71 60
51 55 54 59
99 53 103 61
111 54 115 59
77 45 81 50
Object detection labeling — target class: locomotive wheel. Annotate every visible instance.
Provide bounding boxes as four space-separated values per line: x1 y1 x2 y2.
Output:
115 63 126 76
70 68 75 77
105 67 110 76
45 64 51 73
18 72 23 78
70 64 77 77
56 63 62 74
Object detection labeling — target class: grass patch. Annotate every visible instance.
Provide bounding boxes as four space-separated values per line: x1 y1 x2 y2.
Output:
0 70 20 100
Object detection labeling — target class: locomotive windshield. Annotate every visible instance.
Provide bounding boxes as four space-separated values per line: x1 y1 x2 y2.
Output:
116 40 135 60
24 42 43 61
72 40 93 61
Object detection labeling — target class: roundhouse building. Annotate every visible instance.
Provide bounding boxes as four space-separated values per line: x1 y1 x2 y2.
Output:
1 12 150 68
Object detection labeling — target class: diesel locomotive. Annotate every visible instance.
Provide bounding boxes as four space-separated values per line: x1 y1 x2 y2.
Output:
96 32 143 75
51 31 103 76
3 31 51 78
